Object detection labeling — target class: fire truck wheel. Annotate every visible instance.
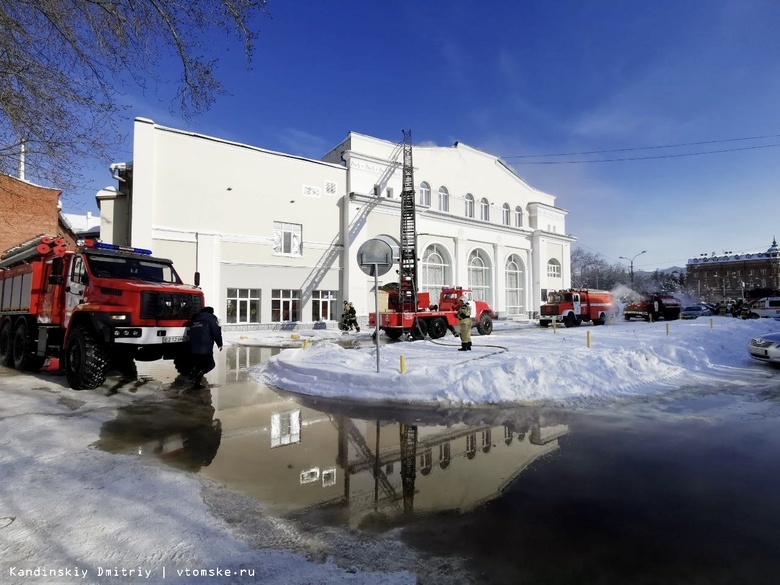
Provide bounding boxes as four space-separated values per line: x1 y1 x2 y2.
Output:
410 319 428 340
563 314 578 328
0 320 13 367
65 326 109 390
476 313 493 335
428 318 448 339
384 329 403 340
12 321 45 371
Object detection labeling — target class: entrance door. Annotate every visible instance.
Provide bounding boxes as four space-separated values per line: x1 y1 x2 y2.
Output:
64 255 87 329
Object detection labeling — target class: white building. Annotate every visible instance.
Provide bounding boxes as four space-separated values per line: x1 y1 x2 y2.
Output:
99 118 574 330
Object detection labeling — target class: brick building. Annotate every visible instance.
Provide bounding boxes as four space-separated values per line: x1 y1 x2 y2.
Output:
0 173 77 255
686 238 780 302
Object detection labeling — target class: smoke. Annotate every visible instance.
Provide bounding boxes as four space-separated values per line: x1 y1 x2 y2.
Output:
610 284 639 302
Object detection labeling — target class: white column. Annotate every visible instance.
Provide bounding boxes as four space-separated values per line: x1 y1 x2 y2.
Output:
130 118 156 250
196 232 222 317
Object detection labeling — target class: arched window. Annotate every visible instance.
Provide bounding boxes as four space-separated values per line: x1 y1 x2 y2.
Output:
480 198 489 221
419 182 431 206
502 203 510 225
439 442 451 470
514 206 523 227
438 186 449 212
504 426 513 446
464 193 474 218
505 255 526 316
420 449 433 476
481 429 492 453
421 244 451 300
466 433 477 460
547 259 561 278
468 248 493 304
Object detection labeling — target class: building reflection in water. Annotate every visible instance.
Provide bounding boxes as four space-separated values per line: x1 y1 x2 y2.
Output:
110 344 570 530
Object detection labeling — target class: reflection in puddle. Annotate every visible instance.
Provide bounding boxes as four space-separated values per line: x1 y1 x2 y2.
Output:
97 343 570 531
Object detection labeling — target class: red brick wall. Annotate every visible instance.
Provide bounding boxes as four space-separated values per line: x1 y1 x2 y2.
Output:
0 174 62 255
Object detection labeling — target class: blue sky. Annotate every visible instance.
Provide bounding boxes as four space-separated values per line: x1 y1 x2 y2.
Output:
64 0 780 272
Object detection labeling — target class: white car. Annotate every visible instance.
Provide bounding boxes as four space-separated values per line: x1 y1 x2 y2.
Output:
681 305 711 319
748 331 780 364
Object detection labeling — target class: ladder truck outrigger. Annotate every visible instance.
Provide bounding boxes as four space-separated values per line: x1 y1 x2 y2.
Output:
368 131 496 340
0 234 204 390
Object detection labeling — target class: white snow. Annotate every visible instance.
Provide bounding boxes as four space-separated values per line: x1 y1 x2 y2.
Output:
255 316 780 406
2 315 778 585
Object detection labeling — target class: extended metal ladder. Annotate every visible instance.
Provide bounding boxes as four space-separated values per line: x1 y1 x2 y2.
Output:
399 130 417 314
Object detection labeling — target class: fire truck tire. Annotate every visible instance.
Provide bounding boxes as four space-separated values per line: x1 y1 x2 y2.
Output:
65 326 109 390
624 314 631 321
476 313 493 335
384 329 403 340
593 313 606 326
0 320 13 367
410 319 428 340
428 318 448 339
563 314 578 328
12 321 45 371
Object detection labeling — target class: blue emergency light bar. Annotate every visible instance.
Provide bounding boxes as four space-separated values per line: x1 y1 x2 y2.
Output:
82 239 152 255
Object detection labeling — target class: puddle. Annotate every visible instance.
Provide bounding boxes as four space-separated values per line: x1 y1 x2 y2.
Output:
93 342 780 584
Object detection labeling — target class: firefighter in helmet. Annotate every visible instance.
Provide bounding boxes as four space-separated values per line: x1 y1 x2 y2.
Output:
457 296 472 351
341 301 360 332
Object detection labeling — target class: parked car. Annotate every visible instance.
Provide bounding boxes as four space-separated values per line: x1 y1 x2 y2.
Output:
748 331 780 364
681 305 712 319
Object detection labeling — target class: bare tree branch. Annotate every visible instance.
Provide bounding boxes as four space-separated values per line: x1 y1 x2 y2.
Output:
0 0 270 198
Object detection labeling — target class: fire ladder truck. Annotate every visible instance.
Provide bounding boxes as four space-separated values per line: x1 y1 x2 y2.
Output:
369 131 496 340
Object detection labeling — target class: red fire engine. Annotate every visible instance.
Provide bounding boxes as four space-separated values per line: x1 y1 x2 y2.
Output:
367 131 496 340
0 235 204 389
539 288 614 328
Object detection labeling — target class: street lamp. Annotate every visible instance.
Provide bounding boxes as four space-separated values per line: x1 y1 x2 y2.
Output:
619 250 646 286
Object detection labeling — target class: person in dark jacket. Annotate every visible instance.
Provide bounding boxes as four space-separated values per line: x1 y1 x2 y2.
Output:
187 306 223 389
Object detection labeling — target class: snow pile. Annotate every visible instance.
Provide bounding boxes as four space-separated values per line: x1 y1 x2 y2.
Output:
255 317 780 406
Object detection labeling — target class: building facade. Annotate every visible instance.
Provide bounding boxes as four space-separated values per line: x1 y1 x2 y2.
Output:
99 118 573 329
685 238 780 302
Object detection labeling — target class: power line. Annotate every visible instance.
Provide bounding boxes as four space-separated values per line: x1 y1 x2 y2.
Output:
503 133 780 159
509 142 780 164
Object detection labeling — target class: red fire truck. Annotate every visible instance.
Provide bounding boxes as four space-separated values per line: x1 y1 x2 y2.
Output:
539 288 614 328
370 285 495 340
0 235 204 389
366 131 496 341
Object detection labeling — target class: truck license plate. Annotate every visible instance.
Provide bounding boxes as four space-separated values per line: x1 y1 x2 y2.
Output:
162 336 185 343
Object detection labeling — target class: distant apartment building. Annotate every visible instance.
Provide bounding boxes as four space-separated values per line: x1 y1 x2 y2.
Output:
98 118 574 329
686 238 780 301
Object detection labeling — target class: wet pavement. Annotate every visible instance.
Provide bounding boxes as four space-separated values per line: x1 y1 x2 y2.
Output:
94 343 780 584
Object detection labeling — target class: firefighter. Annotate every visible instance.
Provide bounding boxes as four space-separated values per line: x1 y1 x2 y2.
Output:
457 296 472 351
187 306 223 390
341 301 360 332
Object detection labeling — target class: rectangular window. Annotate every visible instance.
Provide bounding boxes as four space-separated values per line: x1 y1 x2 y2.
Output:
226 288 261 324
325 181 337 196
273 222 303 257
271 410 301 447
547 263 561 278
312 290 337 321
272 289 301 322
303 185 321 198
386 187 393 199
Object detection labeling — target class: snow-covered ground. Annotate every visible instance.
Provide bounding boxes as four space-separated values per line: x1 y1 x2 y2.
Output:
255 316 780 406
2 316 778 585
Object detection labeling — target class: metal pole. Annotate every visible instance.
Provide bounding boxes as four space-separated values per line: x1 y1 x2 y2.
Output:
374 265 380 373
